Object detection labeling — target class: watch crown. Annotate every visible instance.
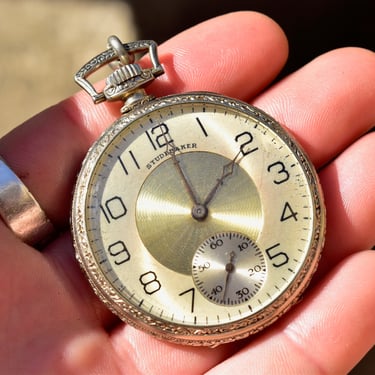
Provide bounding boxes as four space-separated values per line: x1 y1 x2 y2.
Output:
108 64 143 84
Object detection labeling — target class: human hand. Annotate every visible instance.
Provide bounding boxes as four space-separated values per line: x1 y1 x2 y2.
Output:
0 11 374 374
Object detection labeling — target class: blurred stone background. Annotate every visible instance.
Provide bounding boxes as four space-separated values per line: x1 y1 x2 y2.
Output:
0 0 137 134
0 0 373 373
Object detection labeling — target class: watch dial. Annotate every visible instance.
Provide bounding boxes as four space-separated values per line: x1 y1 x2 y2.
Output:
73 93 324 345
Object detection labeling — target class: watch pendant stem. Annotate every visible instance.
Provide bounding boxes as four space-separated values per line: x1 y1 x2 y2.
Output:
119 89 154 114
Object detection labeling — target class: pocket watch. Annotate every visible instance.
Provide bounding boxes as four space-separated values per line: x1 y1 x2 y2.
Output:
72 36 325 346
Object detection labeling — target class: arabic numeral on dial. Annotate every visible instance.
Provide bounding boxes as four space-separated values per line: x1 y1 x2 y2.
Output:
108 240 130 265
238 241 249 251
236 287 249 299
235 131 259 156
139 271 161 295
198 262 210 272
146 123 173 149
281 201 298 222
210 238 223 249
267 161 290 184
100 196 127 224
211 285 223 295
118 151 140 175
196 117 208 137
265 243 289 267
179 288 195 313
248 264 263 277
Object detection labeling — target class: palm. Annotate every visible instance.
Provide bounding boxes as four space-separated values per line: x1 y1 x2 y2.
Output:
1 12 374 375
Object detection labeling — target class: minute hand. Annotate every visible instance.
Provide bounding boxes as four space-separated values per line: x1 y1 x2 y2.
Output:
203 150 243 207
169 144 200 205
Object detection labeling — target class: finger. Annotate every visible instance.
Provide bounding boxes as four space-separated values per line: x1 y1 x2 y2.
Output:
152 11 288 99
0 231 111 329
0 231 120 373
207 250 375 374
318 132 375 273
253 47 375 167
0 11 288 228
110 324 235 375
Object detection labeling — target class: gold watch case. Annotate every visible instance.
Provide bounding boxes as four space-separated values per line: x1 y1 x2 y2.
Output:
72 90 325 346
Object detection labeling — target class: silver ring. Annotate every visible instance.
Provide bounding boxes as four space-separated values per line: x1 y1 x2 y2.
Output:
0 157 55 247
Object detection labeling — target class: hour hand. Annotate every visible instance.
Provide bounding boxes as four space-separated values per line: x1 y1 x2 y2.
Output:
203 150 243 207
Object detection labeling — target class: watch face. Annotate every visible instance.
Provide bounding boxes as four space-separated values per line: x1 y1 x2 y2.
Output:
72 92 325 346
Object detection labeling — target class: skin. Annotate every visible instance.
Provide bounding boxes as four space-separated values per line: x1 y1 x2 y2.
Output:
0 11 374 374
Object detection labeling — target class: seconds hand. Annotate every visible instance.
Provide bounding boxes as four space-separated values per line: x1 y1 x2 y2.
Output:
222 251 236 303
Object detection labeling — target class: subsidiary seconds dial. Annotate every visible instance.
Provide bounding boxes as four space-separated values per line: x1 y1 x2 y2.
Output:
192 232 267 305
